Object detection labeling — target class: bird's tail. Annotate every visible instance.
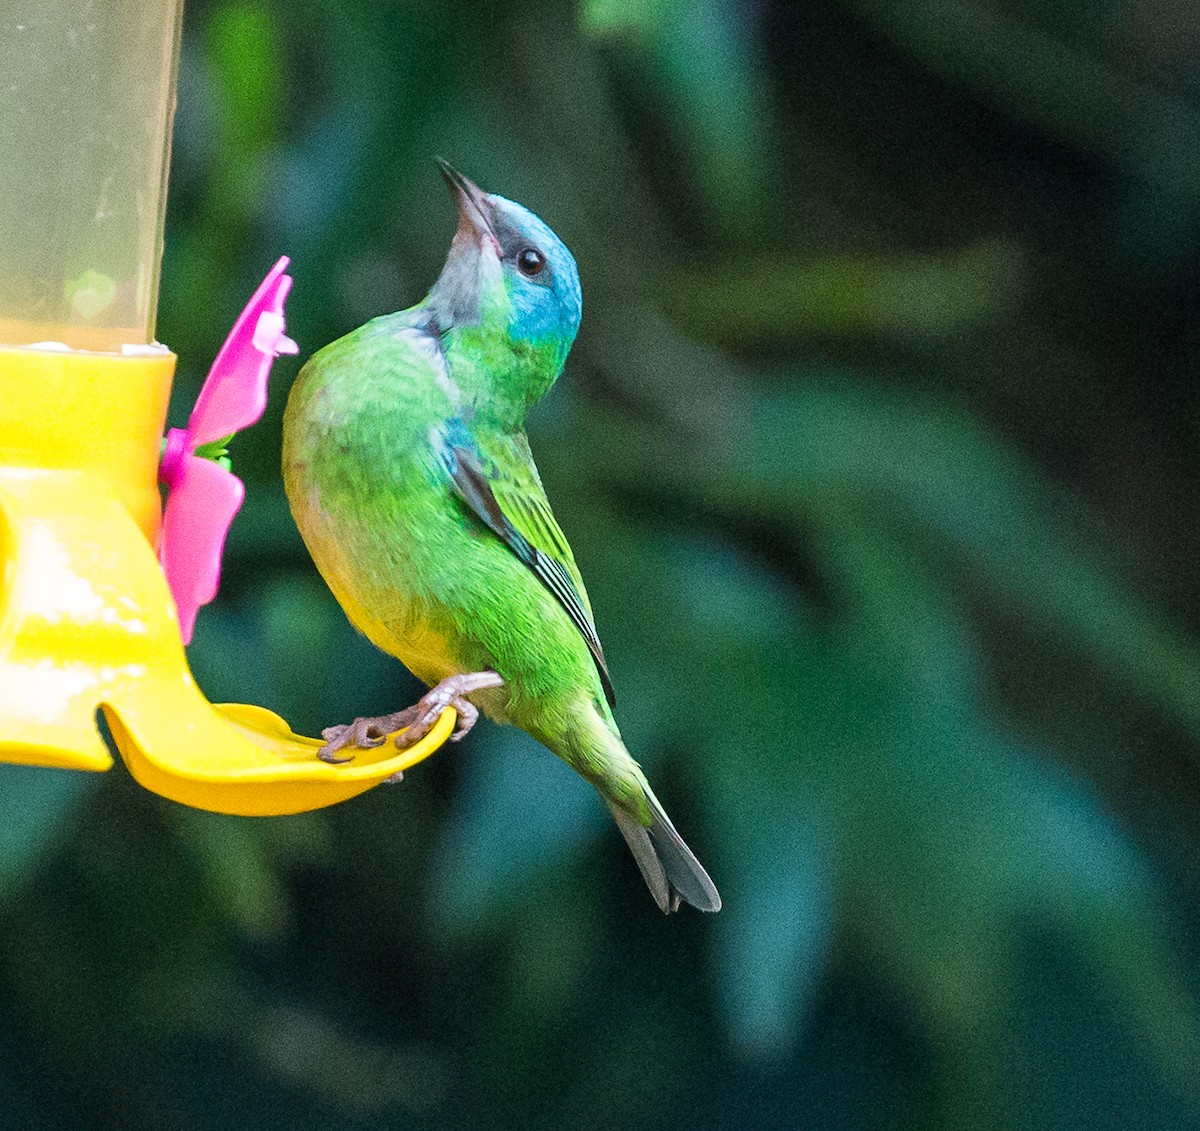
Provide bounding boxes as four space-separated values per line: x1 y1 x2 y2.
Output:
551 705 721 913
604 786 721 914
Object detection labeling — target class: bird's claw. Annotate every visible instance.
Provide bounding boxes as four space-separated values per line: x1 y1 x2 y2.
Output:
315 671 503 763
317 708 419 763
393 671 505 750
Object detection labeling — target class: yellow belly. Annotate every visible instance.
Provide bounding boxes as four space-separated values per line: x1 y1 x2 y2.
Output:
325 570 459 689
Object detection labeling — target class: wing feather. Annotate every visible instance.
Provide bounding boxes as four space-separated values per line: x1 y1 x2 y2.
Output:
441 424 615 708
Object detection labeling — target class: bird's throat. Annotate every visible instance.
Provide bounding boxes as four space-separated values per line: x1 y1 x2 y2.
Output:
440 324 564 430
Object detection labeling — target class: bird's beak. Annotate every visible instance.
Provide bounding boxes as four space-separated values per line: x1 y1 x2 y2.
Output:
436 158 501 255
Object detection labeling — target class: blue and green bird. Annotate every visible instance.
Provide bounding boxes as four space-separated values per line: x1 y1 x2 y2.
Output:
282 162 720 914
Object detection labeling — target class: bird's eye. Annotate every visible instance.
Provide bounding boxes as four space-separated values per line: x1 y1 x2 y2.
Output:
517 247 546 277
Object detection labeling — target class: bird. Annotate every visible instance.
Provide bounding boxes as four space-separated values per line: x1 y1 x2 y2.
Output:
281 160 720 914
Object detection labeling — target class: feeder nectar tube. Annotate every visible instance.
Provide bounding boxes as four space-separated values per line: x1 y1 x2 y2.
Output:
0 0 180 350
0 1 450 814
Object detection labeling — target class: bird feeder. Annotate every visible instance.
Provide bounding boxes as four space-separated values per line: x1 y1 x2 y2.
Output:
0 0 451 815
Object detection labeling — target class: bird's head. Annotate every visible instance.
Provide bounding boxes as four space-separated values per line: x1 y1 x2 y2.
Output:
429 161 582 368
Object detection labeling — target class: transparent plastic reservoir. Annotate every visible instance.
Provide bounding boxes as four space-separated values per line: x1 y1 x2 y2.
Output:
0 1 183 350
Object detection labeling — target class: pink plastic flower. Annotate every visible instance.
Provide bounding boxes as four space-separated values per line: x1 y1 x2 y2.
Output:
158 256 299 643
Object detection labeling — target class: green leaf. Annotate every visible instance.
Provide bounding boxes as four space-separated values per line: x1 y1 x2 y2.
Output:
581 0 773 233
665 239 1028 344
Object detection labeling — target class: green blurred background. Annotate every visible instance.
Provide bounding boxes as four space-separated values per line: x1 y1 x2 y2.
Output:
5 0 1200 1126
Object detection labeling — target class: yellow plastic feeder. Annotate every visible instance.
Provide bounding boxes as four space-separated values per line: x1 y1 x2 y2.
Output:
0 0 450 815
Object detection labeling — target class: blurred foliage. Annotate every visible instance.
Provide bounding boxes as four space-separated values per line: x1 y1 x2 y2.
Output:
5 0 1200 1127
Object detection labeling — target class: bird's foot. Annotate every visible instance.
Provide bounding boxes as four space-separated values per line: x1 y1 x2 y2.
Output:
394 670 505 750
315 671 504 764
317 707 420 763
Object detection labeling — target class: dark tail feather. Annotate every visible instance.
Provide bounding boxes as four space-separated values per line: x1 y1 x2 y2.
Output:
606 791 722 914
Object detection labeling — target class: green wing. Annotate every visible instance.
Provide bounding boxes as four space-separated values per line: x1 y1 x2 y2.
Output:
441 422 616 707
